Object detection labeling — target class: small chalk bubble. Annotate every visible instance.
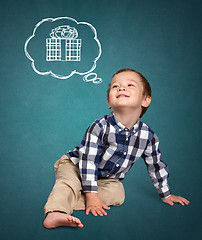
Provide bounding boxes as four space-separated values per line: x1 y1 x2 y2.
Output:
83 73 102 84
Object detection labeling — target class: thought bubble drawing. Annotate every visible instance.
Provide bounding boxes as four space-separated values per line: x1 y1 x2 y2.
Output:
24 17 102 83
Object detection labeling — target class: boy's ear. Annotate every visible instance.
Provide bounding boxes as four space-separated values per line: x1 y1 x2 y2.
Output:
108 102 112 109
142 96 151 108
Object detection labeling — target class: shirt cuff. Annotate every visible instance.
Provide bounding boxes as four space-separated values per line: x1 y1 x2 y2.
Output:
162 194 172 199
158 189 172 199
82 180 98 192
156 184 171 199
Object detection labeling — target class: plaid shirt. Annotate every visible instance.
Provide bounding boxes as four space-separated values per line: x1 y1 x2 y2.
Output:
67 112 171 199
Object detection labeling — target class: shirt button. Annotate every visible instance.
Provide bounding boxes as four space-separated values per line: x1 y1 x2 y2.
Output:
116 164 119 167
124 152 127 155
106 174 109 177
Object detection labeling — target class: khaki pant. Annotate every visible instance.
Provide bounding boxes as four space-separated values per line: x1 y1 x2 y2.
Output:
44 155 125 215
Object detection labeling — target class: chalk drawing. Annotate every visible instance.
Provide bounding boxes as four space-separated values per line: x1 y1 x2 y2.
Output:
24 17 102 83
83 73 102 84
46 25 82 61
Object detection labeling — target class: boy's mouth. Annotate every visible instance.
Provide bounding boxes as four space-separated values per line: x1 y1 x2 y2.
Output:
117 94 129 98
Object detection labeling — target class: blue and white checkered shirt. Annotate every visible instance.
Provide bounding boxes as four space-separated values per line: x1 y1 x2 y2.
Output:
67 112 171 199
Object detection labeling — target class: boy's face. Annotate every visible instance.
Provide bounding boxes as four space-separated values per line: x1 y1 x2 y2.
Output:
108 71 151 113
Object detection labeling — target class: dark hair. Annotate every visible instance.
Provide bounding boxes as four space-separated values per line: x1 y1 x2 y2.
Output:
107 68 152 118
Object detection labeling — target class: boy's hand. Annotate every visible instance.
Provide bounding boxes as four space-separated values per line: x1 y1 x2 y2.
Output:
85 192 110 216
162 195 190 206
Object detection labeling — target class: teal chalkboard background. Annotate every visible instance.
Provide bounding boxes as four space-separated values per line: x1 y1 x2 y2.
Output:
0 0 201 239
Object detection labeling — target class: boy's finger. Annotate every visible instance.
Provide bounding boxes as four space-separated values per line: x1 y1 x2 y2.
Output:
165 199 174 206
181 198 189 205
174 197 188 206
91 209 98 216
182 198 190 204
180 201 185 206
86 208 90 215
176 199 184 206
100 208 107 215
96 210 104 216
103 204 110 210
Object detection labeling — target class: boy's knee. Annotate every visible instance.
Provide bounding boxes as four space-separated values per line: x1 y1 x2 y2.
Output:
98 179 125 206
54 155 71 170
115 181 125 205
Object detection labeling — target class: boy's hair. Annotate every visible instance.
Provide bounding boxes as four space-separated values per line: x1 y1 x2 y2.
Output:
107 68 152 118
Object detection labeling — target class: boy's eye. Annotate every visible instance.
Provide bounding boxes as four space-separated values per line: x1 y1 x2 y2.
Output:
112 85 119 88
128 84 135 87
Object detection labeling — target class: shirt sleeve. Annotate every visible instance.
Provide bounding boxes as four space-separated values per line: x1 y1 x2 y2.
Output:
78 121 103 193
142 133 171 199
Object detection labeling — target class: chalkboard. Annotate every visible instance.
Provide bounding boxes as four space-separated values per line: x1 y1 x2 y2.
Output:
0 0 201 239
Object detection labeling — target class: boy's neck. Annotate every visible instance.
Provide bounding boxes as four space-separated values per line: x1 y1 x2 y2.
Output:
113 108 141 130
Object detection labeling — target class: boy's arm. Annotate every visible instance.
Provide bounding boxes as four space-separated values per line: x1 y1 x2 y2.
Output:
142 133 171 199
78 121 112 215
142 133 190 206
85 192 110 216
78 122 102 193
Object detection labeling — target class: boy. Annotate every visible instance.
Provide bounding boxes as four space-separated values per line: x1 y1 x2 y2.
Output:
43 68 189 229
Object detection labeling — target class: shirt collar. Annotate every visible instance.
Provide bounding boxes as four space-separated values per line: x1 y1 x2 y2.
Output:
107 112 141 134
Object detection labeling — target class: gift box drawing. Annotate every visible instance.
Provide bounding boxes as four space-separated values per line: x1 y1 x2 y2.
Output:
46 25 82 61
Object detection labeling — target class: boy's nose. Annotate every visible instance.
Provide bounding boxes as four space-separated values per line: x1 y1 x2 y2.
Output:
119 86 126 91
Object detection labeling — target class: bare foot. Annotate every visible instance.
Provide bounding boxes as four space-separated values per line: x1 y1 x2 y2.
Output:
43 212 83 228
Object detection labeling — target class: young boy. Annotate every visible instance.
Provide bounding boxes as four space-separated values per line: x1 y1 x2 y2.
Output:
43 68 189 229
